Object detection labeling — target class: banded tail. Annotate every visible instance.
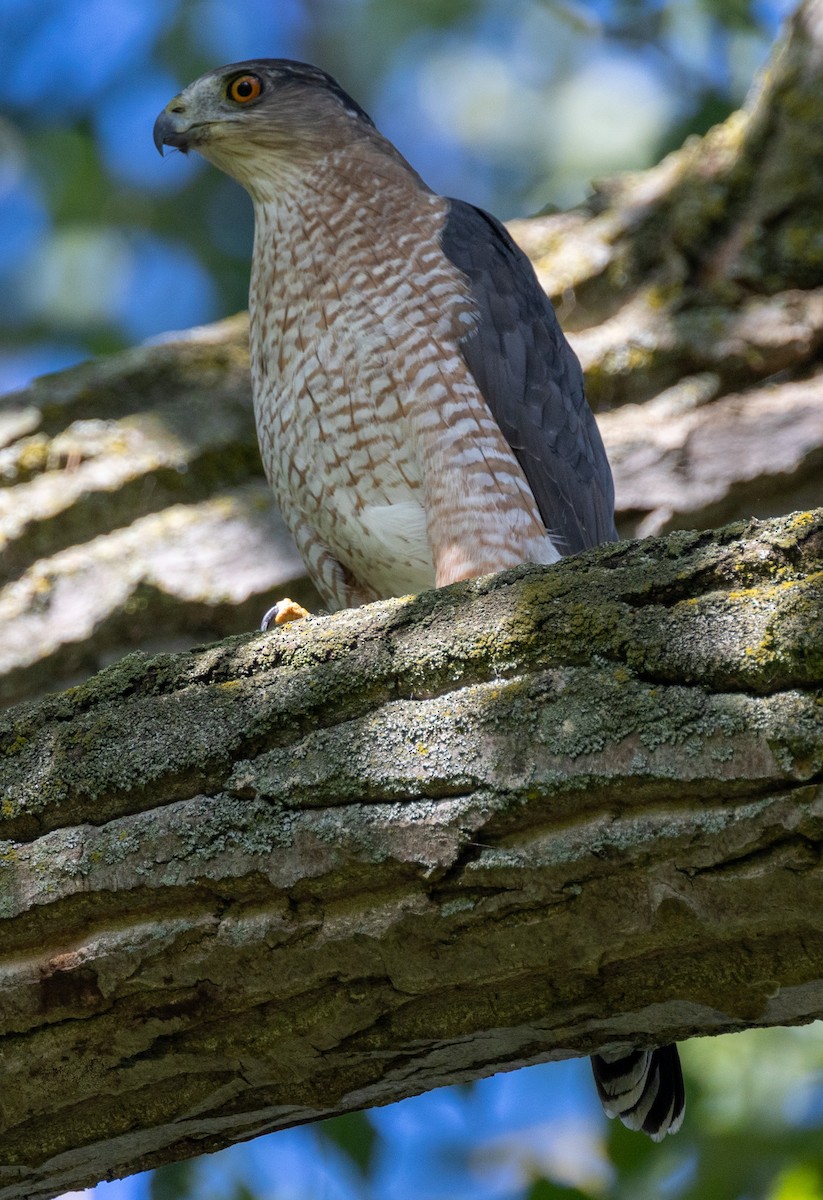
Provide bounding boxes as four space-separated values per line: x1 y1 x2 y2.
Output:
591 1044 685 1140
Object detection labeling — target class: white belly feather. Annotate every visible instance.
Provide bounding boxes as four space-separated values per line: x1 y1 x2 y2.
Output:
358 500 434 595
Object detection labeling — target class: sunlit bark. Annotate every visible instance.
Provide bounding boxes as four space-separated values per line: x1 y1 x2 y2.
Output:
1 510 822 1199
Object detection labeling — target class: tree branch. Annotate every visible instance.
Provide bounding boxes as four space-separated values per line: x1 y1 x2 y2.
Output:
1 510 821 1199
4 3 823 706
2 5 823 1194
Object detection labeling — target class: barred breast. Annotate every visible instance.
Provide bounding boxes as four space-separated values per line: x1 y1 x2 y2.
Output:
248 148 558 608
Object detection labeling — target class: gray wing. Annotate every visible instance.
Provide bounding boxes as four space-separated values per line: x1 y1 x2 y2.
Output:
441 199 618 554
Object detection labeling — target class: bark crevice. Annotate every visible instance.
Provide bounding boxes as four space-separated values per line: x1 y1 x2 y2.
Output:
2 3 823 1195
0 511 821 1198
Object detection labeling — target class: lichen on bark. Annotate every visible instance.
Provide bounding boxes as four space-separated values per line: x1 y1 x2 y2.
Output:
0 510 821 1199
1 4 823 1196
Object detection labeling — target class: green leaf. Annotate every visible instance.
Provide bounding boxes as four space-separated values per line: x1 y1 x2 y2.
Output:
527 1178 593 1200
321 1111 377 1176
149 1161 197 1200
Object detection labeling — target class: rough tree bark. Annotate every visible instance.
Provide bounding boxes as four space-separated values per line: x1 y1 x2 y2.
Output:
1 1 823 1197
0 510 822 1200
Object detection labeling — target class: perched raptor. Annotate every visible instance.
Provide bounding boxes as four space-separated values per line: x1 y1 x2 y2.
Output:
154 59 685 1140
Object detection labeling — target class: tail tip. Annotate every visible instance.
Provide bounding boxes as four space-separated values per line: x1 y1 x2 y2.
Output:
591 1043 685 1140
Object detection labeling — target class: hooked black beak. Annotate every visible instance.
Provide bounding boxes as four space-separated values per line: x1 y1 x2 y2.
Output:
153 109 193 156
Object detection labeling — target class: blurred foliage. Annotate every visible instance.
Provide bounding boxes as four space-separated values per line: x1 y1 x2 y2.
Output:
149 1161 196 1200
527 1182 591 1199
7 2 823 1198
321 1111 378 1178
0 0 792 392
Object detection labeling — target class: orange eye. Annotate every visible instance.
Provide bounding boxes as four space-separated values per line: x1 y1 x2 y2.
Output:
228 74 263 104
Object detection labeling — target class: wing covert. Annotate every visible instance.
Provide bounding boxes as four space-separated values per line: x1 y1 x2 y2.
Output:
441 199 618 554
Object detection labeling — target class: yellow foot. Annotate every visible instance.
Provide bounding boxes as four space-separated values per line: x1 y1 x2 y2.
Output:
260 597 310 632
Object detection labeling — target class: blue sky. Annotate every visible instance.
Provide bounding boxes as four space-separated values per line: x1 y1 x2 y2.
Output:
2 4 817 1198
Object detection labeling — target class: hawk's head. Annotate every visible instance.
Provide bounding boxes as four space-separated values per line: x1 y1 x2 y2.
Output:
153 59 380 197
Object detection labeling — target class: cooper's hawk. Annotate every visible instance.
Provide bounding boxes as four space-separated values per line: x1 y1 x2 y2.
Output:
154 59 685 1140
